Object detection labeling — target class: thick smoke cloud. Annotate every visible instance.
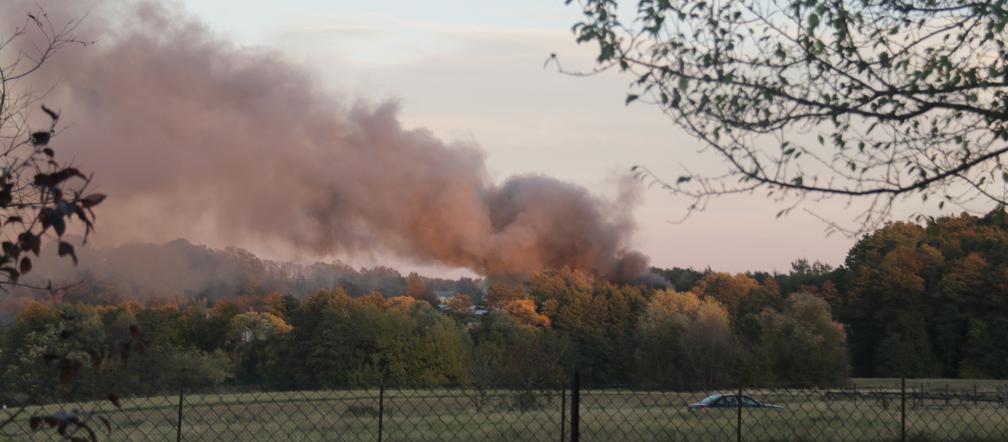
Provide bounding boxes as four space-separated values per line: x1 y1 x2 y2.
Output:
4 1 647 280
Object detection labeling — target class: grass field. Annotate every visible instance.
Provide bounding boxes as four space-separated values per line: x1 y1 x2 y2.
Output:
3 380 1008 441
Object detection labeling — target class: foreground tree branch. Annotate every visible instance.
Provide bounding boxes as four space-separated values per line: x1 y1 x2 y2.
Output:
561 0 1008 232
0 8 101 291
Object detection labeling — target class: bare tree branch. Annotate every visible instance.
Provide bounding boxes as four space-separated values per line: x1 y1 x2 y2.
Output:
561 0 1008 231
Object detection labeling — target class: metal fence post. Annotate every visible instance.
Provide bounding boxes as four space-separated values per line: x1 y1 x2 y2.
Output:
736 385 742 442
560 386 566 442
176 387 184 442
900 378 906 442
377 384 385 442
570 371 580 442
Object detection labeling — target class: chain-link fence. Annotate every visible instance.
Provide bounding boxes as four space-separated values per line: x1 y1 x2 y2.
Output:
3 377 1008 441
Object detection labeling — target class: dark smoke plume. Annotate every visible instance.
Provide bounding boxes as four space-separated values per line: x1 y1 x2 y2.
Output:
4 1 648 280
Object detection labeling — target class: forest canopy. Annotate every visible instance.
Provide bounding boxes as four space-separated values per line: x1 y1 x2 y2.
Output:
6 209 1008 393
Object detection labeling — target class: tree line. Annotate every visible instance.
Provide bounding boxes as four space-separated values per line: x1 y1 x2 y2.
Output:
1 274 847 396
4 210 1008 397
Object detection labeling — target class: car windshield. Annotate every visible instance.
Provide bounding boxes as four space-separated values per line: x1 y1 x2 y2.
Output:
699 395 721 405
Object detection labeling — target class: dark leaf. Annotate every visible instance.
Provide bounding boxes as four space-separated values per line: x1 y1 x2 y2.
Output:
2 241 18 257
42 354 61 364
17 232 41 256
29 416 43 431
33 168 83 188
59 329 76 340
53 216 66 237
41 105 60 121
42 147 55 157
30 131 51 146
4 216 22 225
58 241 77 265
79 193 106 208
39 208 58 231
58 200 75 215
73 205 94 235
107 393 122 410
128 325 141 338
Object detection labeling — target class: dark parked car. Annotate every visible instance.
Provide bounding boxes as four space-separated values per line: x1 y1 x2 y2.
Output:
687 394 782 412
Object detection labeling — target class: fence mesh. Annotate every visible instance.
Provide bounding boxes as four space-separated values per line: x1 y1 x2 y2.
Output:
3 379 1008 441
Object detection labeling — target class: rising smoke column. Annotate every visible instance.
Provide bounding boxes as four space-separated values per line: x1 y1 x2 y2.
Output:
3 0 648 280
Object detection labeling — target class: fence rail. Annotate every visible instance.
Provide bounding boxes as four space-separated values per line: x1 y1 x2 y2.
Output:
3 377 1008 441
824 390 1008 405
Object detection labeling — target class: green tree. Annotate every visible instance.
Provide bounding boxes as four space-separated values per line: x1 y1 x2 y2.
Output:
530 269 646 383
405 272 439 306
875 313 940 377
484 280 528 309
840 210 1008 377
227 312 292 344
651 266 707 292
692 272 760 320
635 290 733 386
265 291 467 387
226 311 292 382
960 317 1008 378
1 304 105 391
444 293 474 316
737 293 849 385
465 312 569 389
843 224 938 376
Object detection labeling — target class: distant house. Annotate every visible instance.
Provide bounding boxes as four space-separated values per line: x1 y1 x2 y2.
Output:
433 289 487 316
434 289 455 306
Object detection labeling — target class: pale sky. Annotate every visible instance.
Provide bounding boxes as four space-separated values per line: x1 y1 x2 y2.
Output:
176 0 857 274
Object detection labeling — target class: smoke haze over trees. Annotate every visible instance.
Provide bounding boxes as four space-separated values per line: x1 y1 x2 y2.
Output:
0 238 483 321
0 0 648 281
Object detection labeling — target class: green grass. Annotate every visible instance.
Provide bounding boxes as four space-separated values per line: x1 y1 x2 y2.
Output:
3 384 1008 441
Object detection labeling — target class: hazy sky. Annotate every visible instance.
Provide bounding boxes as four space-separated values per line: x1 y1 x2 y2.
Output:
168 0 857 274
